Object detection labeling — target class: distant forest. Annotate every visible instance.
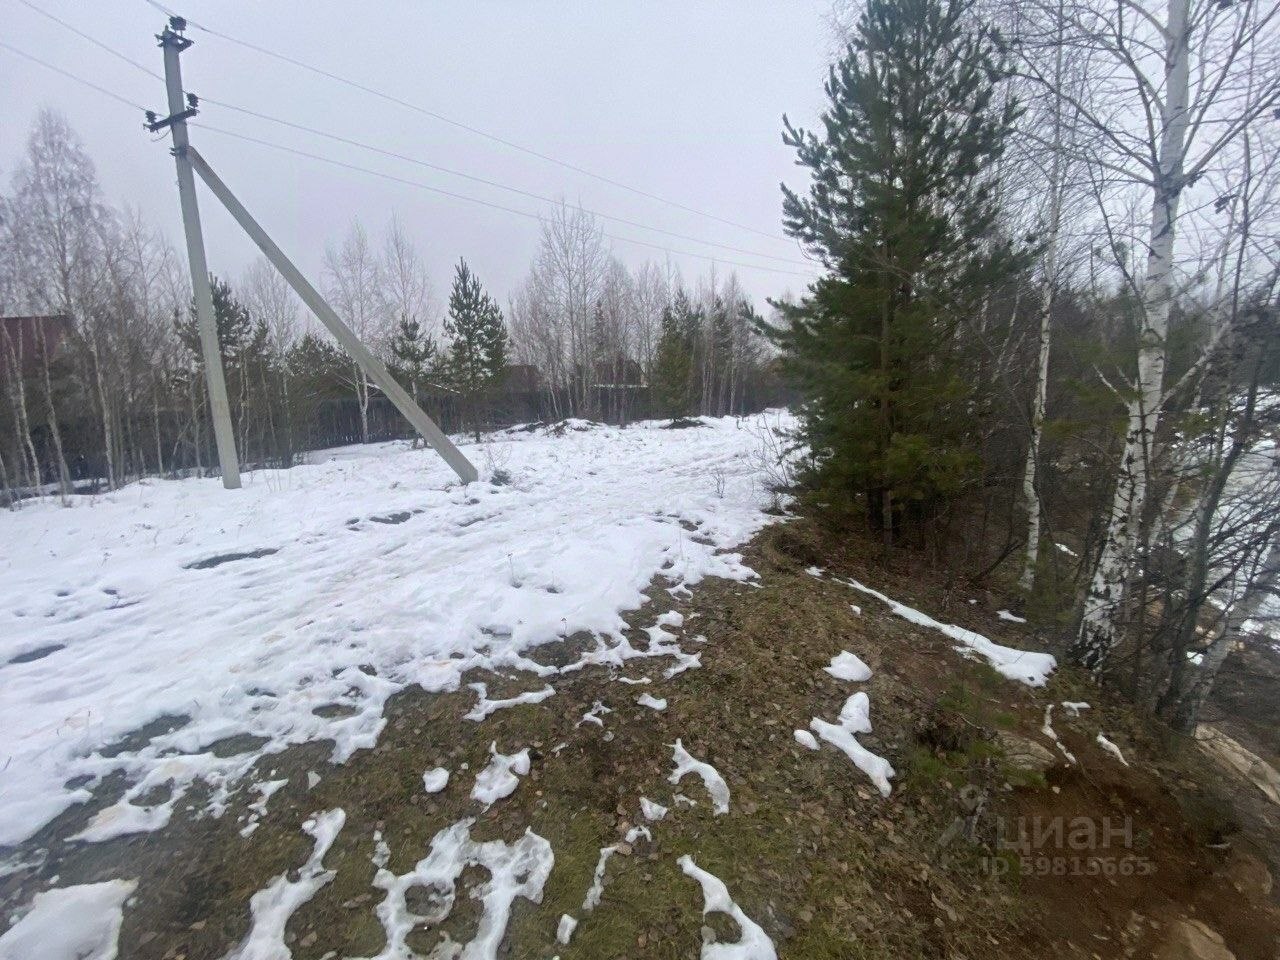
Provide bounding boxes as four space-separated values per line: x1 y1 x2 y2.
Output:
0 111 787 493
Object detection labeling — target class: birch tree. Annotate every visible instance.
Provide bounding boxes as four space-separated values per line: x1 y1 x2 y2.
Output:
1036 0 1280 669
324 220 387 444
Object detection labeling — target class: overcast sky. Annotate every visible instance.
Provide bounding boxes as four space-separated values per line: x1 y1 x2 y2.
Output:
2 1 832 317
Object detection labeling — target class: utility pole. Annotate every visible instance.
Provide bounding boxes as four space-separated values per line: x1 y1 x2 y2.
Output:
187 147 479 484
148 18 241 489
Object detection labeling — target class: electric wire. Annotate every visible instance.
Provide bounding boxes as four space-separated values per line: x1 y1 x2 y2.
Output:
16 0 812 268
138 0 795 244
199 99 813 267
190 122 818 278
0 38 148 111
2 20 818 278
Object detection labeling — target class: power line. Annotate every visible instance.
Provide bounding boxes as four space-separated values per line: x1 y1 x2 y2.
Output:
200 100 813 267
139 0 795 245
0 39 148 111
16 0 813 267
190 122 819 279
1 25 818 279
14 0 162 81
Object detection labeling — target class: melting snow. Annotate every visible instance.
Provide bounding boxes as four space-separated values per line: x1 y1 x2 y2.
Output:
422 767 450 794
823 651 872 682
221 808 345 960
1061 701 1090 717
1040 705 1077 764
637 693 668 711
639 797 668 821
669 740 730 814
793 729 819 751
238 777 289 838
578 701 613 728
1096 733 1129 766
557 914 578 944
835 576 1055 686
463 683 556 721
471 743 530 808
810 693 894 797
0 413 789 844
358 818 552 960
996 609 1027 624
582 845 618 912
678 855 777 960
0 878 135 960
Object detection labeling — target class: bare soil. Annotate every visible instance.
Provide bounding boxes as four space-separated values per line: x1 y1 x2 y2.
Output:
2 518 1278 958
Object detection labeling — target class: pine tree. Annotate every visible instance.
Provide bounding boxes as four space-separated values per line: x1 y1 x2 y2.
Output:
652 289 698 419
389 315 438 404
443 259 508 441
766 0 1029 546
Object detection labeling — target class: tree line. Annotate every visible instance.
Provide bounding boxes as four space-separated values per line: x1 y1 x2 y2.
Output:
0 111 782 495
776 0 1280 730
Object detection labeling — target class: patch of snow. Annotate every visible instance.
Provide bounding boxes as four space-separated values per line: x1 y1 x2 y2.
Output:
625 824 652 844
810 693 894 797
639 797 668 822
1096 733 1129 766
678 855 777 960
793 729 819 751
221 808 345 960
582 846 618 912
996 609 1027 624
1040 705 1077 764
471 743 530 808
656 611 685 629
637 693 668 711
0 412 790 844
823 651 872 683
238 777 289 839
1061 701 1090 717
674 793 697 808
358 818 552 960
849 604 862 616
663 651 702 678
615 675 651 685
306 770 321 790
577 700 613 728
463 683 555 721
422 767 450 794
835 577 1056 686
1055 542 1078 557
556 914 577 944
0 878 135 960
668 740 730 815
804 566 824 578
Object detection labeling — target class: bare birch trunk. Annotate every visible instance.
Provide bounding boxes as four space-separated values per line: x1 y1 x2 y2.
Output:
1073 0 1191 670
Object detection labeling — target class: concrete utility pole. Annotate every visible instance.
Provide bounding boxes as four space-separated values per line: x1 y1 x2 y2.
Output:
150 18 241 489
185 147 479 484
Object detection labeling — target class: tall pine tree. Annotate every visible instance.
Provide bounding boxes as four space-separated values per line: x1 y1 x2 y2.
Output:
768 0 1029 546
443 259 508 441
652 289 699 419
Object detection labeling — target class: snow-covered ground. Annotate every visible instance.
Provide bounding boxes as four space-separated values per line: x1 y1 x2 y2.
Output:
0 412 790 846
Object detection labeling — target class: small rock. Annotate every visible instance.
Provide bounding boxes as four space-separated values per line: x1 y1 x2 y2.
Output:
996 731 1058 773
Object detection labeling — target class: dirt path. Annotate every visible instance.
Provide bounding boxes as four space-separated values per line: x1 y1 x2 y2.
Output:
3 521 1278 959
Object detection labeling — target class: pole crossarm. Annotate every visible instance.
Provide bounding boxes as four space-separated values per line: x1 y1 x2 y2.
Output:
184 146 479 484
